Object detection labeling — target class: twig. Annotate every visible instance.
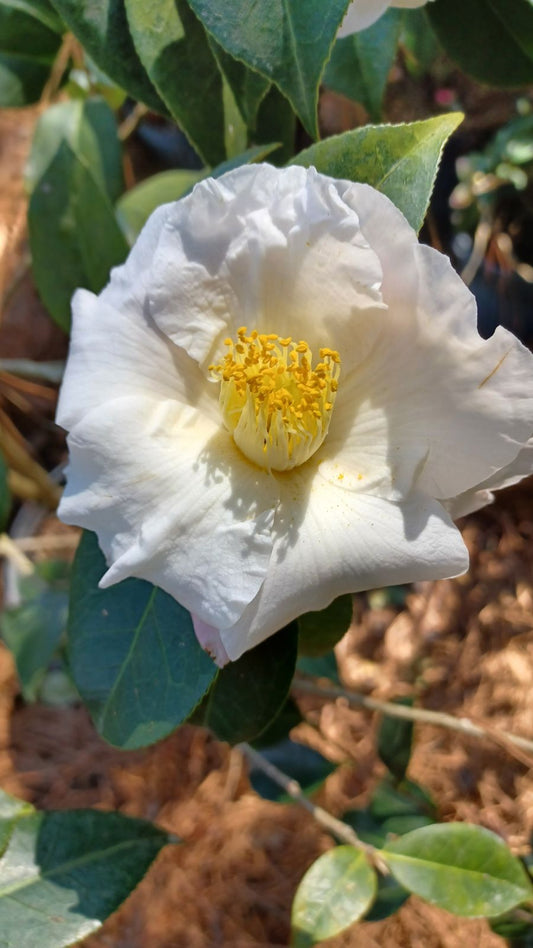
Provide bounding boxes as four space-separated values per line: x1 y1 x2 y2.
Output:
293 678 533 763
461 211 492 286
0 534 34 575
239 742 388 873
119 103 149 141
0 422 61 509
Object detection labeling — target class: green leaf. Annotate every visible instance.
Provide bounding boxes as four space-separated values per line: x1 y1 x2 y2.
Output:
249 739 335 802
252 696 302 749
28 139 129 331
0 790 33 859
0 798 169 947
401 7 442 77
291 846 377 946
324 9 403 122
1 562 69 702
490 911 533 944
67 531 217 749
187 0 349 138
428 0 533 87
370 777 437 824
297 650 340 684
25 97 123 202
382 824 533 917
292 112 464 233
124 0 226 166
0 0 62 106
254 83 296 165
115 143 281 244
49 0 166 113
0 450 10 531
198 623 298 744
208 38 270 130
298 595 352 657
377 697 413 781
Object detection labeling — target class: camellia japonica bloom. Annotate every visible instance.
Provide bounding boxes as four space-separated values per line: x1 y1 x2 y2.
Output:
338 0 434 36
57 163 533 665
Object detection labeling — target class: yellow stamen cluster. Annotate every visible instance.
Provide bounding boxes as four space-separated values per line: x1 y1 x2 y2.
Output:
210 327 341 471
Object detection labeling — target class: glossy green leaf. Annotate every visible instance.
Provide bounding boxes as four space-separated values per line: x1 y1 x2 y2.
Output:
377 697 413 781
0 798 169 947
208 39 270 130
116 143 281 243
298 595 352 657
1 562 69 702
0 451 10 531
249 739 335 802
199 623 298 744
124 0 226 166
0 0 62 106
254 83 296 165
252 697 302 750
428 0 533 87
187 0 349 138
25 97 123 202
49 0 165 113
28 140 128 331
292 112 464 233
292 846 377 946
383 824 533 917
67 531 217 749
324 9 402 122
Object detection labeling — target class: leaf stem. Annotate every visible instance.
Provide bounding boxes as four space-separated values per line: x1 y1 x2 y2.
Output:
238 742 388 873
292 678 533 764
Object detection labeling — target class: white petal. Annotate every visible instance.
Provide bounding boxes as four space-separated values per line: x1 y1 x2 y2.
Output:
148 164 386 371
58 395 279 629
337 0 390 35
445 436 533 518
392 0 430 8
218 470 468 660
191 615 229 668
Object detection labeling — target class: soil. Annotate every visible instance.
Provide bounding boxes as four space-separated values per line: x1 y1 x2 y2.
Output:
1 92 533 948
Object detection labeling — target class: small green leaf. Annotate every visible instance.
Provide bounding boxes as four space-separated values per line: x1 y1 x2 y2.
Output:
382 824 533 917
428 0 533 87
370 777 437 823
324 9 403 122
208 38 270 130
292 846 377 946
199 623 298 744
298 594 352 657
1 562 69 702
249 739 334 802
187 0 349 138
377 697 414 781
67 531 217 749
28 139 129 331
25 97 123 202
0 800 169 947
291 112 464 233
49 0 166 113
0 0 62 106
0 450 10 530
124 0 226 166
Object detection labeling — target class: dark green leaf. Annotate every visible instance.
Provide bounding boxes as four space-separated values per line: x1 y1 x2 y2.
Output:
297 650 340 684
365 873 410 922
25 97 123 202
67 531 217 749
28 140 129 331
209 38 270 130
199 622 298 744
324 9 403 122
1 562 69 702
0 800 169 947
252 697 302 749
187 0 349 138
383 823 533 917
370 777 437 823
490 910 533 944
428 0 533 87
292 845 377 945
0 451 10 530
291 112 464 233
249 739 334 802
298 595 352 658
377 697 414 781
124 0 226 166
49 0 165 113
401 7 442 77
0 0 62 106
254 83 296 165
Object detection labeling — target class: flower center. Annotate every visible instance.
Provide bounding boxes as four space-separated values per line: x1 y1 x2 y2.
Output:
210 327 340 471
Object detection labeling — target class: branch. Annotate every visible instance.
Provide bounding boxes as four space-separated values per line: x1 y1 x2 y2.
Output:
293 678 533 765
239 742 388 873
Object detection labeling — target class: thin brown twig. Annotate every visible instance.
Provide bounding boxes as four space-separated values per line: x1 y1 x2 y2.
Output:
238 742 388 873
293 678 533 764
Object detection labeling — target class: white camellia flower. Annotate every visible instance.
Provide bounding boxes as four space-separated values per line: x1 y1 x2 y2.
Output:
338 0 433 36
57 163 533 665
